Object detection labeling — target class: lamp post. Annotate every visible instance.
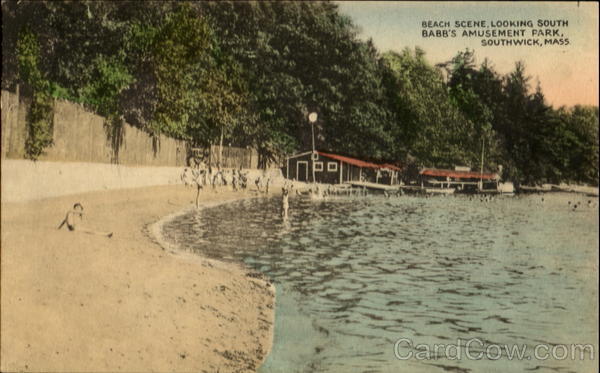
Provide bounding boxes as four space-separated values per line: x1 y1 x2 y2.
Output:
479 136 485 191
308 112 318 183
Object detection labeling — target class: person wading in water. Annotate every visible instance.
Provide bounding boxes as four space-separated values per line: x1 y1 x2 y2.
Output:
281 188 290 220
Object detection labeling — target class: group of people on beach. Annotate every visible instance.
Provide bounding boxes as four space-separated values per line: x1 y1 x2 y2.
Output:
181 166 278 194
181 164 251 192
255 174 272 194
180 161 281 206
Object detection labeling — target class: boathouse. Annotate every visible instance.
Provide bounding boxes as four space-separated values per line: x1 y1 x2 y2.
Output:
419 167 500 192
286 150 387 184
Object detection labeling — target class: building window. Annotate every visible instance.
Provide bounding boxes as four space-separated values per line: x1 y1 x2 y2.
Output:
327 162 338 172
314 161 324 172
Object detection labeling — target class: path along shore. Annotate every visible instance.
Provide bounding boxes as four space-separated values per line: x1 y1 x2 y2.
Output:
1 185 275 372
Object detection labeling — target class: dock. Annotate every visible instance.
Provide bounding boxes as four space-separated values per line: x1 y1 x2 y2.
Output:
347 181 400 192
425 188 455 195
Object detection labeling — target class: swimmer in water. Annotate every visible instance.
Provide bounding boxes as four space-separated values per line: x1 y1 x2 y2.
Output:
58 203 113 237
281 187 290 220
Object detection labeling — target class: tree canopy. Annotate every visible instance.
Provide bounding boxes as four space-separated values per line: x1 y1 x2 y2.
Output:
2 1 597 185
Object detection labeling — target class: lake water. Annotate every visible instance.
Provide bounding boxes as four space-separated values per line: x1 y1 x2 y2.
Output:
162 192 598 373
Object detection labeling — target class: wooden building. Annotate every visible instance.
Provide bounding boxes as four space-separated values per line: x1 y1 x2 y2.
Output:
286 150 385 184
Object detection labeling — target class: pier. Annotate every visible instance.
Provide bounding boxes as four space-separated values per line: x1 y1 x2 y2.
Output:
347 181 401 192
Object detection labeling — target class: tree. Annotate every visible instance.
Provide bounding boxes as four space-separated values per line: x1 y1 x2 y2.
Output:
382 48 478 168
3 1 597 183
17 27 53 159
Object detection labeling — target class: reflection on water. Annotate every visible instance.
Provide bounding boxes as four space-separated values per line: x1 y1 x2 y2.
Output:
162 193 598 373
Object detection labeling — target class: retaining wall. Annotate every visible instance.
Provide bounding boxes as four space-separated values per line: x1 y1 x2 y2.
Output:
1 160 183 203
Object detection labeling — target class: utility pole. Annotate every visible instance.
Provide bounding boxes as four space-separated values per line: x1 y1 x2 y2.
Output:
309 112 318 183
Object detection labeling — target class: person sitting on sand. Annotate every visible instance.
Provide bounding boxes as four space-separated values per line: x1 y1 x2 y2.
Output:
58 203 113 237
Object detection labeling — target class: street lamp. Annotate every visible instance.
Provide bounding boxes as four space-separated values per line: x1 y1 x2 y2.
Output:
308 112 318 183
479 136 485 191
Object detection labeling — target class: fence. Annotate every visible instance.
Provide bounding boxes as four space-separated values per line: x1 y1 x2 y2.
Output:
1 89 285 170
205 145 257 169
1 89 187 167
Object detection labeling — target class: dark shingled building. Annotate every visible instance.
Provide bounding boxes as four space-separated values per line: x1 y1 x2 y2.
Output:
285 150 400 185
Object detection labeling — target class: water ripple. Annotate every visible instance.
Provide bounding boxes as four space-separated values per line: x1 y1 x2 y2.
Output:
162 193 598 373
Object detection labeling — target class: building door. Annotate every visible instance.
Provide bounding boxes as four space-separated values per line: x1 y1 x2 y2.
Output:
297 161 308 182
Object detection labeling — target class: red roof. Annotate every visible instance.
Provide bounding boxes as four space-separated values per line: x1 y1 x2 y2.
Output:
420 168 498 180
379 163 402 171
317 151 381 169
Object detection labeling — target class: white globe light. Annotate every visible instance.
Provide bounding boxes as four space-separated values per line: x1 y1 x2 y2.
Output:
308 112 318 123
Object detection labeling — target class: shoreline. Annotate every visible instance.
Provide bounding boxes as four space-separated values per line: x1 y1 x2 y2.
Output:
1 185 275 372
147 193 276 369
518 183 599 196
149 196 260 256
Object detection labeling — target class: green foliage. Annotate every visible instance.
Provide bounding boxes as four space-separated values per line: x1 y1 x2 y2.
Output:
24 91 54 160
17 28 53 160
118 4 248 151
105 115 125 164
551 106 599 185
16 28 46 91
438 51 598 186
382 48 479 168
3 1 597 183
80 55 133 117
199 2 397 164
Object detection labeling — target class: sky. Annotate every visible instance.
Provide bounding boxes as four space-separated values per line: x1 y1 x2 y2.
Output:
337 1 598 107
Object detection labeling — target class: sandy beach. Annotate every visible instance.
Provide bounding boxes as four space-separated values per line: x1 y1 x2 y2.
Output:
1 185 275 372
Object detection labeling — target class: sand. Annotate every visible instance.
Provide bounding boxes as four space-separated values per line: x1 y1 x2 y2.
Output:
1 185 275 372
